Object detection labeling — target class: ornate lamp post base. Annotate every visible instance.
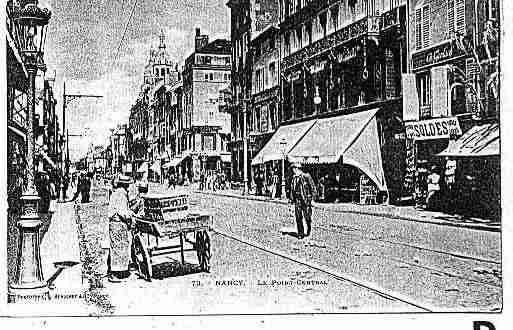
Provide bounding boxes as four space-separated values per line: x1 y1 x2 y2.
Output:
8 195 49 302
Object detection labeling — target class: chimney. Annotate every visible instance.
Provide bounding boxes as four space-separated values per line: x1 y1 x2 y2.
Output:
194 27 209 51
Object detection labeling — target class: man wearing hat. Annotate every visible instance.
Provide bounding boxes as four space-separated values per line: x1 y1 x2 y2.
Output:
290 162 317 239
107 174 136 282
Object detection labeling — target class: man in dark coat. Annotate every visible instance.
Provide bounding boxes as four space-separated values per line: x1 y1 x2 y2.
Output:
289 163 317 239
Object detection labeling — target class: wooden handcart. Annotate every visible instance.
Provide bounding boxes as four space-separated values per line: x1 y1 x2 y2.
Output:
132 193 212 281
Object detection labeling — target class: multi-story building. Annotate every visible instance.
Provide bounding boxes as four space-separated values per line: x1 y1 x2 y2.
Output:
227 0 280 185
181 28 232 180
404 0 500 217
129 31 179 181
247 25 281 187
251 0 408 203
7 2 30 209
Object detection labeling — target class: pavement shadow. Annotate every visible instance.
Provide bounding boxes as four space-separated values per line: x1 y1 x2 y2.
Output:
151 259 203 280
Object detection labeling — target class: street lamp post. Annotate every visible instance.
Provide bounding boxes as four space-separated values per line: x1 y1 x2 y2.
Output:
9 0 51 300
279 138 287 200
242 100 249 195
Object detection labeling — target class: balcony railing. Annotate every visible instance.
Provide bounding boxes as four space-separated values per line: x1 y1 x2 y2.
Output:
282 16 382 70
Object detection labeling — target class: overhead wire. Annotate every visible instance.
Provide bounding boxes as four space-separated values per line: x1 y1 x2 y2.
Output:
112 0 139 65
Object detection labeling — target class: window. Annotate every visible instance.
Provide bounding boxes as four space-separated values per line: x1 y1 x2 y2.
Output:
209 73 213 81
205 73 209 81
305 21 312 45
284 32 291 56
269 62 276 85
296 26 303 49
447 0 465 37
161 68 165 76
416 72 431 107
319 12 327 37
330 5 339 32
487 0 499 21
415 4 430 50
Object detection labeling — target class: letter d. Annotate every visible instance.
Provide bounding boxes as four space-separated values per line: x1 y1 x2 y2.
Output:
474 321 495 330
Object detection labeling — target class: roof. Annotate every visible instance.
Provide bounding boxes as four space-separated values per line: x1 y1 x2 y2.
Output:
196 39 231 55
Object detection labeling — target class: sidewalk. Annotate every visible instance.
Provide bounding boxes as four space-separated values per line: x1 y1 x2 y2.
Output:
193 187 501 232
7 198 90 316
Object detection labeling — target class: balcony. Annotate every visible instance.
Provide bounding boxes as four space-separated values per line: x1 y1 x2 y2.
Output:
282 16 382 70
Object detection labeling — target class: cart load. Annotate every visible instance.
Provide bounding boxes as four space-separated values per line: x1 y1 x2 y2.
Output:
132 193 212 281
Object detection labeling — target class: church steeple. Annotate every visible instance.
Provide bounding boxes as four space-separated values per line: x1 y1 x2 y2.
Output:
159 29 166 49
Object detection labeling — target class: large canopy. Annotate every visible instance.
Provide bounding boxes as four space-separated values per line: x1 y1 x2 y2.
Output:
438 123 499 157
251 120 316 165
288 108 387 191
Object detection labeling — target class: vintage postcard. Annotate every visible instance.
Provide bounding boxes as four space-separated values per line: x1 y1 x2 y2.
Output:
1 0 508 328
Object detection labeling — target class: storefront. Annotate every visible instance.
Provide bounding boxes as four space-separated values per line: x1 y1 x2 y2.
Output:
437 123 500 219
405 116 462 208
252 108 398 204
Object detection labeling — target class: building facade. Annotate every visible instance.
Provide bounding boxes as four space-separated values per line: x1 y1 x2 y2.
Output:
404 0 500 217
247 25 282 188
227 0 281 184
250 0 408 203
181 29 232 180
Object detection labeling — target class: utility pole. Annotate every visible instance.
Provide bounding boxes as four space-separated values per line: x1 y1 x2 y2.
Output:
58 82 102 201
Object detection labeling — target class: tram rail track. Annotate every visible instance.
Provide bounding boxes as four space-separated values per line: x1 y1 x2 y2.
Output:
213 228 435 312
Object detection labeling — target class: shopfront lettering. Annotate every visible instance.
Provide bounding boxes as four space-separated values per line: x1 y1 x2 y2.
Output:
412 42 460 70
405 117 462 141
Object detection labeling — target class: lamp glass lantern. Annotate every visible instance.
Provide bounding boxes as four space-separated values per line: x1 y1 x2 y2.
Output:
13 1 51 68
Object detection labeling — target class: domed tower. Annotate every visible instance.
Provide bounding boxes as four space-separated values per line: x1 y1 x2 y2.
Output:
151 30 179 85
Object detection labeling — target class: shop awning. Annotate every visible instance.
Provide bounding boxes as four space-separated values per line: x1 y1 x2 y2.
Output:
288 109 387 191
438 123 499 157
251 120 317 165
163 154 190 169
137 162 148 173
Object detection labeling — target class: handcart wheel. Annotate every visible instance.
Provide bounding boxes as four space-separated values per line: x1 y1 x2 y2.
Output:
133 234 152 281
196 231 211 272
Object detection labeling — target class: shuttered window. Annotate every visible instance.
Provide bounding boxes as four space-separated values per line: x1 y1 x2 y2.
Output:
431 66 449 117
448 0 455 36
448 0 465 37
455 0 465 35
415 5 430 50
415 8 422 49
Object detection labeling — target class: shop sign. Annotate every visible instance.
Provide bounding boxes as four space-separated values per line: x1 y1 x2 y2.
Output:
309 60 326 73
337 45 359 63
405 117 462 141
412 41 462 70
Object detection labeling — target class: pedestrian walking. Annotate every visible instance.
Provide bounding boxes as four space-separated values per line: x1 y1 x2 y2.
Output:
36 171 51 213
426 165 441 211
81 172 92 203
199 171 205 190
107 175 136 283
168 172 176 189
289 163 317 239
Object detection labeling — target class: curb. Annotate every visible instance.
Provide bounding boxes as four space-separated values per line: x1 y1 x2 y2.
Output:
194 190 500 233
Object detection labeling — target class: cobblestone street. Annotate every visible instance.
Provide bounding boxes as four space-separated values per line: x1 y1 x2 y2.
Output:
72 183 501 315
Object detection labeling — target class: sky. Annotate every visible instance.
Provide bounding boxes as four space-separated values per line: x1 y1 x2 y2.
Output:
42 0 230 161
